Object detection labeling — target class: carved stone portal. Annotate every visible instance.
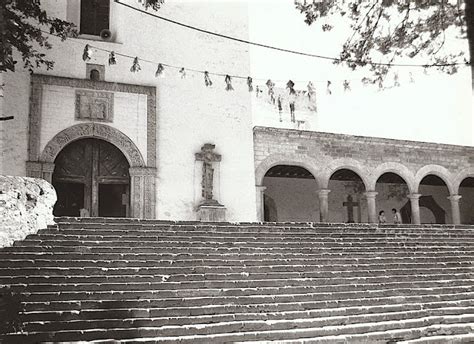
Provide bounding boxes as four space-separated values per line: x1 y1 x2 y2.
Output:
195 143 226 221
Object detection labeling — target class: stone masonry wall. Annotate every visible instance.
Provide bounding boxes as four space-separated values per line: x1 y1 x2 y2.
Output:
0 176 56 248
254 126 474 194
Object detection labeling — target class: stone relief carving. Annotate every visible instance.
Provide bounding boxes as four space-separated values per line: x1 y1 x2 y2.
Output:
75 90 114 122
40 123 145 167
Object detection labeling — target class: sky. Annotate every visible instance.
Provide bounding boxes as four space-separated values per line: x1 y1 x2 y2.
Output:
244 0 473 146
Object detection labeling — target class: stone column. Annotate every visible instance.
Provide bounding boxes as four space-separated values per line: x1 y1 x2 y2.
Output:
256 185 267 222
365 191 378 223
447 195 462 225
129 167 157 219
408 193 422 225
318 189 331 222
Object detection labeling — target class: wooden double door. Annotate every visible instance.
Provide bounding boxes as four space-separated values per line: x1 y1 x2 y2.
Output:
53 138 130 217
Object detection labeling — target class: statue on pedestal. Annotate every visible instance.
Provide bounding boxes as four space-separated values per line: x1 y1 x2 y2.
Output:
195 143 222 206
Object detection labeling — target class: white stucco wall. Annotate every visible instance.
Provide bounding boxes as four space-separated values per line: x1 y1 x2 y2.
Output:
2 0 257 222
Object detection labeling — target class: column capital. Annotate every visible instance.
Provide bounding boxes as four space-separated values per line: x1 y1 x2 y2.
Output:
364 191 378 199
408 193 422 200
447 194 462 202
318 189 331 197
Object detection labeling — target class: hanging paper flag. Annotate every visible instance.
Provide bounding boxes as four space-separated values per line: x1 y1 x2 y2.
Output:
394 73 400 87
204 71 213 86
225 75 234 91
108 51 116 65
155 63 165 77
179 67 186 78
256 85 260 97
326 80 332 95
307 81 316 100
409 72 415 83
343 80 351 91
266 79 275 104
277 95 282 113
361 77 371 86
130 57 141 73
286 80 296 94
247 77 253 92
82 44 93 61
378 77 384 90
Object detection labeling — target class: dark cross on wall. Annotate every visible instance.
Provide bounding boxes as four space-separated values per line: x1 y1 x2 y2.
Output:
343 194 359 223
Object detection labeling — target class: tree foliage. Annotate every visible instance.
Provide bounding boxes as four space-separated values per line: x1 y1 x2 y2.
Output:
0 0 77 73
294 0 470 79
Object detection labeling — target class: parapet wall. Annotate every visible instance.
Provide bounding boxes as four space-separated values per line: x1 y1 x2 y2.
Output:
0 176 56 248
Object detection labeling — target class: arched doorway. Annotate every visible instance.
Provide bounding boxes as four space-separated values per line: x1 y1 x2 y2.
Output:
416 174 450 224
459 177 474 224
329 169 366 223
52 138 130 217
262 165 318 222
375 172 410 223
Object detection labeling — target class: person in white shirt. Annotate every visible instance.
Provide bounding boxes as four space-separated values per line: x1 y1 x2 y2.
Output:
392 208 402 224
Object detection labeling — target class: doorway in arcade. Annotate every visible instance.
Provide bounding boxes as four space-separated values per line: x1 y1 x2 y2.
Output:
52 138 130 217
262 165 319 222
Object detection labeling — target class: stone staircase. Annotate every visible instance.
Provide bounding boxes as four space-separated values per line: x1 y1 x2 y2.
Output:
0 217 473 343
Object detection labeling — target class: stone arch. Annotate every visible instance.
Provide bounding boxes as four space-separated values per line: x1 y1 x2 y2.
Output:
414 165 454 195
321 158 369 190
255 154 321 187
368 162 416 193
453 168 474 195
40 123 146 167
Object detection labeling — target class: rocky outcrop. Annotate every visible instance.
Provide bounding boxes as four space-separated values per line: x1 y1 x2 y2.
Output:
0 176 56 248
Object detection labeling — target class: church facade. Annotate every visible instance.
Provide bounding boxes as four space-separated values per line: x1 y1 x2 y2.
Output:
1 0 473 224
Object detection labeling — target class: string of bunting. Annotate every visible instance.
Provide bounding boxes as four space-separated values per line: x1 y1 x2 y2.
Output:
80 42 469 116
80 38 469 92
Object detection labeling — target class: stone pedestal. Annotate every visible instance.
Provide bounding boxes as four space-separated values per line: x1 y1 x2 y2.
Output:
197 202 227 222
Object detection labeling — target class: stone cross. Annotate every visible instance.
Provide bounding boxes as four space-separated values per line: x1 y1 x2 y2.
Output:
343 194 359 223
195 143 221 203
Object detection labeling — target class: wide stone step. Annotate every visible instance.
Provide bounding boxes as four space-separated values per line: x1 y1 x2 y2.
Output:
2 267 473 286
5 244 472 257
20 297 474 323
2 267 472 283
53 218 474 230
1 257 471 271
20 293 474 324
32 230 474 241
11 240 474 252
18 285 473 312
1 251 471 262
13 278 474 301
3 271 473 288
4 315 474 342
21 306 474 335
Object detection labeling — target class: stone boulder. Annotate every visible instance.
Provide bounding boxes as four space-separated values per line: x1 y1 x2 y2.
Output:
0 176 57 248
